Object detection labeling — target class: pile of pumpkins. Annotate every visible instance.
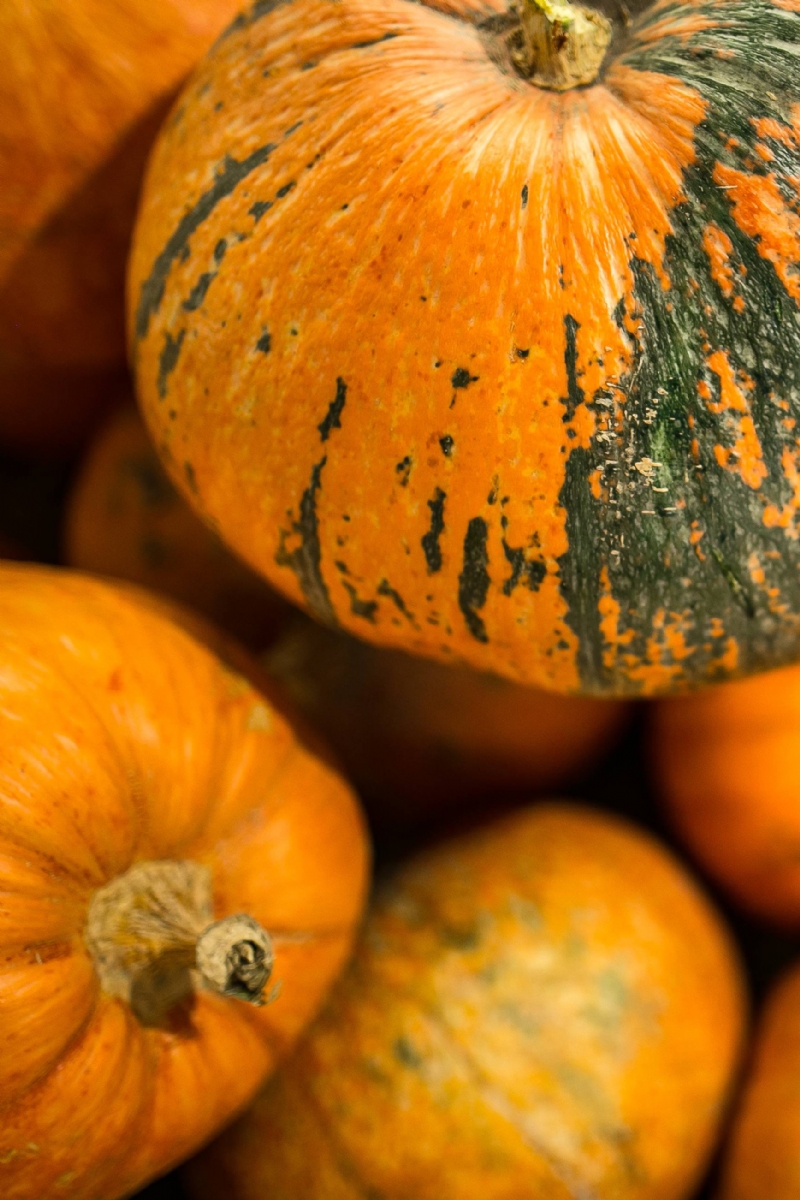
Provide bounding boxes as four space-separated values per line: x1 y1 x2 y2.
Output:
3 0 800 1197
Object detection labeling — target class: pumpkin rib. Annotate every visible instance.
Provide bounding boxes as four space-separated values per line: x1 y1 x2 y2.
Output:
0 997 155 1200
181 732 304 860
0 949 100 1108
0 653 143 887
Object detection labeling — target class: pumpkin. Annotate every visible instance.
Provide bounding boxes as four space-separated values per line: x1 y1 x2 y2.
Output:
130 0 800 696
186 803 746 1200
266 613 630 829
64 402 290 649
717 962 800 1199
0 563 368 1200
0 0 244 455
652 662 800 926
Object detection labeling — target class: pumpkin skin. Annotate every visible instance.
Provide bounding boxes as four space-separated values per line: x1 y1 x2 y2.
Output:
718 962 800 1200
0 563 368 1200
186 803 746 1200
64 402 290 649
0 0 244 455
131 0 800 696
652 662 800 925
266 614 630 828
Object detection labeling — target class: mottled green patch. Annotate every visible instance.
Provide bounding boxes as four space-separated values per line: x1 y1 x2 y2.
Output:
557 0 800 690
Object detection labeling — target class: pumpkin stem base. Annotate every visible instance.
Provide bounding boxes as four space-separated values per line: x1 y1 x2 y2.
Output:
85 860 273 1025
510 0 611 90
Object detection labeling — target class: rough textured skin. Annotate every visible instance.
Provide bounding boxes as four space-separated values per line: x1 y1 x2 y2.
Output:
266 614 630 828
718 963 800 1200
653 662 800 925
186 804 746 1200
0 0 243 453
131 0 800 695
0 564 368 1200
64 403 289 649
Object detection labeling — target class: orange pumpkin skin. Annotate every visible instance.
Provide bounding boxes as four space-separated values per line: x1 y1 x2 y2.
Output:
0 0 243 454
131 0 800 696
718 963 800 1200
0 564 368 1200
652 664 800 926
187 804 746 1200
267 615 630 827
64 403 290 649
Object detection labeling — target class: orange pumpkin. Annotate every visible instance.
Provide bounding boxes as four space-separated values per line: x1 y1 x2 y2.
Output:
652 663 800 926
131 0 800 695
266 614 630 828
718 962 800 1200
64 402 289 649
187 803 746 1200
0 0 243 454
0 563 368 1200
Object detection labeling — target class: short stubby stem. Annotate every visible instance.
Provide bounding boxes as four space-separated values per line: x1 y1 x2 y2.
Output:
85 860 274 1026
510 0 612 90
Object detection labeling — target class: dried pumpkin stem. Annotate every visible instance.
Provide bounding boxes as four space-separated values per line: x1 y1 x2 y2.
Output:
85 860 273 1025
511 0 611 90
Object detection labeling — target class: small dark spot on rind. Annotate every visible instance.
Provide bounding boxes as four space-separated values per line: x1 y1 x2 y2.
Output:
502 541 546 596
439 435 454 457
318 378 347 442
395 456 412 486
182 271 216 312
377 579 414 623
213 238 228 262
458 517 490 643
125 456 175 509
184 461 198 495
421 488 446 573
343 581 378 622
451 366 478 389
521 183 529 208
250 200 273 222
256 329 272 354
276 181 296 198
562 313 583 422
301 60 317 70
515 347 530 359
393 1036 423 1068
352 31 400 49
157 329 185 399
275 458 337 626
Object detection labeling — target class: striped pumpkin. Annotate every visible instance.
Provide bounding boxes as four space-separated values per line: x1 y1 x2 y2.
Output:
130 0 800 694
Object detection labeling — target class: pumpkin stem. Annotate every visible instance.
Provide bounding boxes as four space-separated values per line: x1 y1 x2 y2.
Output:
510 0 611 90
84 860 273 1026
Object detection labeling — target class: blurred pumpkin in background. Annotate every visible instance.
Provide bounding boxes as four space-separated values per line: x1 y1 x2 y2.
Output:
718 962 800 1200
266 615 630 830
0 563 368 1200
652 664 800 926
0 0 243 455
64 402 289 649
188 803 746 1200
